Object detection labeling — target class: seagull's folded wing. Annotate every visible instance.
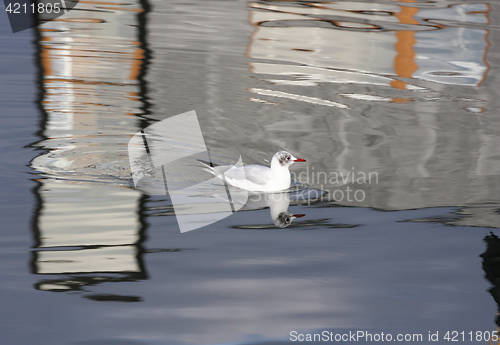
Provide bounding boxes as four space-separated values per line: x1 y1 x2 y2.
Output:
220 164 270 185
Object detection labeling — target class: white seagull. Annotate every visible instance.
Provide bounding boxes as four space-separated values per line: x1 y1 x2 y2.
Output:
200 151 306 192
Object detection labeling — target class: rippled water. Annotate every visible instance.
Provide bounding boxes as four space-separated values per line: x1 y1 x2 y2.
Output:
3 0 500 344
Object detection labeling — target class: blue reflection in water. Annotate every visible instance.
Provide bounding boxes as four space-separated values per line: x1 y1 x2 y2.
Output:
17 0 500 344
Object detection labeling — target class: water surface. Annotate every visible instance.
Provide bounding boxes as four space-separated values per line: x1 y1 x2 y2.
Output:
2 0 500 344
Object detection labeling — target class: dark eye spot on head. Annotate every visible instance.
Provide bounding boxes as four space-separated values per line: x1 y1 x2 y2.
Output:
277 151 292 166
275 212 293 228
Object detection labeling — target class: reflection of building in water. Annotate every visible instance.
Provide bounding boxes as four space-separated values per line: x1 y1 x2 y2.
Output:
247 2 489 87
140 1 500 227
481 233 500 327
30 0 150 297
245 1 499 216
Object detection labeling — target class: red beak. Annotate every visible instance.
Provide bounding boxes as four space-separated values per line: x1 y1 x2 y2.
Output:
294 158 306 162
293 214 305 218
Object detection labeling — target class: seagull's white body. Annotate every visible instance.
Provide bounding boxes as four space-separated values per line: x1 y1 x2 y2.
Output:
201 151 306 192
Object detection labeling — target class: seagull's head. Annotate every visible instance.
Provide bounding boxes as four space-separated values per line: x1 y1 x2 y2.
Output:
273 150 306 168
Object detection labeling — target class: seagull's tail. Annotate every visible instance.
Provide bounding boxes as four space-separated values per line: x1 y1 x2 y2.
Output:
198 159 237 178
198 159 216 175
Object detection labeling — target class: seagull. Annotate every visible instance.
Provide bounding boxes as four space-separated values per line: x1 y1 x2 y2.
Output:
200 151 306 192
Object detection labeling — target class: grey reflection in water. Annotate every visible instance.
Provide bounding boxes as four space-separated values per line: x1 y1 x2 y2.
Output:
244 0 498 217
30 0 151 299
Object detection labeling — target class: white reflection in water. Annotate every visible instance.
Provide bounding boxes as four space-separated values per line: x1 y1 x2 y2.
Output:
31 0 148 291
249 87 349 108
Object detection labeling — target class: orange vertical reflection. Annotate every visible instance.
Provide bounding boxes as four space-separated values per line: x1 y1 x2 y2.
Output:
129 40 145 81
40 46 52 77
391 0 418 90
478 4 491 87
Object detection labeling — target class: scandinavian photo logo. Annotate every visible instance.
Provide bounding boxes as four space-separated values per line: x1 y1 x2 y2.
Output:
128 110 248 233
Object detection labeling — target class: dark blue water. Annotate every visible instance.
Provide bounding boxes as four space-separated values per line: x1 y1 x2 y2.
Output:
2 1 500 344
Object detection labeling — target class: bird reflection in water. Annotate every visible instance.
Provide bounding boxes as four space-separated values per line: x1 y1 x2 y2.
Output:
248 191 304 228
274 210 305 229
232 188 324 229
